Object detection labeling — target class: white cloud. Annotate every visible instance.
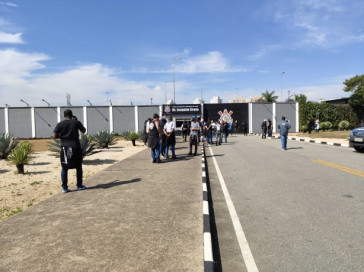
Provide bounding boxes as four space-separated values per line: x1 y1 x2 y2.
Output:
0 2 17 7
291 83 347 102
267 0 364 48
246 44 282 60
178 51 244 73
0 49 169 106
0 32 24 43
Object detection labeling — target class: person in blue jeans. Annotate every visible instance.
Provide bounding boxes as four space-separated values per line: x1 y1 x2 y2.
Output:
163 115 176 159
277 116 291 150
148 113 162 163
53 109 87 193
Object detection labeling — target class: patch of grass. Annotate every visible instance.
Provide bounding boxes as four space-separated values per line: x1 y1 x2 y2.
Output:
7 207 22 217
27 202 33 207
296 130 350 139
30 181 41 186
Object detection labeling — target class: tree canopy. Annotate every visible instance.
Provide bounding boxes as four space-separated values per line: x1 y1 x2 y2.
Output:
343 74 364 123
294 94 307 104
259 90 278 102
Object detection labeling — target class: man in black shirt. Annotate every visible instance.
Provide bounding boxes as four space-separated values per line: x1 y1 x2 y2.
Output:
54 109 86 193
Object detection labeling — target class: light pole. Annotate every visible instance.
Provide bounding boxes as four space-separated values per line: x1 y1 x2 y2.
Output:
281 72 285 102
173 57 181 104
42 99 51 106
20 99 29 107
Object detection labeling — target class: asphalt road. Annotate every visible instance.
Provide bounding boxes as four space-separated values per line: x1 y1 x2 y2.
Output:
206 135 364 272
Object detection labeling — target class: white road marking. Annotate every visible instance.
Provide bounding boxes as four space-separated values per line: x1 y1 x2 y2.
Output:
203 200 209 215
203 183 207 192
208 145 259 272
204 232 213 261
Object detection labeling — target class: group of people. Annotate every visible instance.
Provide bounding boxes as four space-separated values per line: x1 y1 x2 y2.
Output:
144 113 203 163
260 116 292 150
261 118 273 139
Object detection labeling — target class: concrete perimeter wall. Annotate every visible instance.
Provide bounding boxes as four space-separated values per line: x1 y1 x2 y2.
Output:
0 103 298 138
0 108 4 135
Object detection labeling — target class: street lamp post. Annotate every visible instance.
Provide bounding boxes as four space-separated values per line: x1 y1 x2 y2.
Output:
173 57 181 104
281 72 285 102
42 99 51 106
20 99 29 107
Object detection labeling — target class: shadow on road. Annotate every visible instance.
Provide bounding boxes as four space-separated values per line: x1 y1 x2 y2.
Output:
87 178 142 190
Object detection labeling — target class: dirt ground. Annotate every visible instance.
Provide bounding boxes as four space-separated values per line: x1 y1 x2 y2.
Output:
0 139 147 222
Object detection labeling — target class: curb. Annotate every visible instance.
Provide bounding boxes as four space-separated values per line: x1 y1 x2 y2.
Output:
252 133 349 148
201 144 214 272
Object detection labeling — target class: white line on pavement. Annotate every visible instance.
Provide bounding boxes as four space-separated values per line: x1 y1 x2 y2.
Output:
204 232 213 262
208 145 259 272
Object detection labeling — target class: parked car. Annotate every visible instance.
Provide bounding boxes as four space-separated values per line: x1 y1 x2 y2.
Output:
349 127 364 152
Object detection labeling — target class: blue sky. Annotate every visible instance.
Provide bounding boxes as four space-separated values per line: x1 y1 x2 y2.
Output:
0 0 363 106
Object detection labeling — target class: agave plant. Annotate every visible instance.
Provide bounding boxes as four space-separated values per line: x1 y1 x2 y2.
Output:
121 131 140 146
48 134 98 158
0 133 19 159
93 130 117 149
8 141 33 174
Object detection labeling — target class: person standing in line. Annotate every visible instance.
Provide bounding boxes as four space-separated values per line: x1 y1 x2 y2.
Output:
278 116 291 150
181 121 188 142
144 118 151 145
211 120 216 144
199 119 204 143
241 121 248 136
216 120 222 145
228 121 233 136
205 120 213 144
267 118 273 138
223 121 229 143
188 116 200 156
233 120 238 135
163 115 176 159
159 113 167 158
261 119 267 139
148 113 162 163
53 109 87 193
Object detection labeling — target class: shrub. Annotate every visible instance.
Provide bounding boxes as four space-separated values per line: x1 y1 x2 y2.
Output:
0 133 19 159
8 141 33 174
320 121 333 131
300 125 307 133
338 120 351 130
93 131 117 149
48 134 98 158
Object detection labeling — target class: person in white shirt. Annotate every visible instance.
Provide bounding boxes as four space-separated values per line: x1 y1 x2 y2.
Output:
163 115 176 159
188 116 200 155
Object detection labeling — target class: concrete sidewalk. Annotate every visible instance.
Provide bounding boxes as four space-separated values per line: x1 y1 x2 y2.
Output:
0 141 203 272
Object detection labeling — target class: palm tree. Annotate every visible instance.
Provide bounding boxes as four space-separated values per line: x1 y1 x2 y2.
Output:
259 90 278 102
294 94 307 104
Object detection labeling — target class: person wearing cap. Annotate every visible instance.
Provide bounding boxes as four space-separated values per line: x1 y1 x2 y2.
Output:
148 113 162 163
189 116 200 155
